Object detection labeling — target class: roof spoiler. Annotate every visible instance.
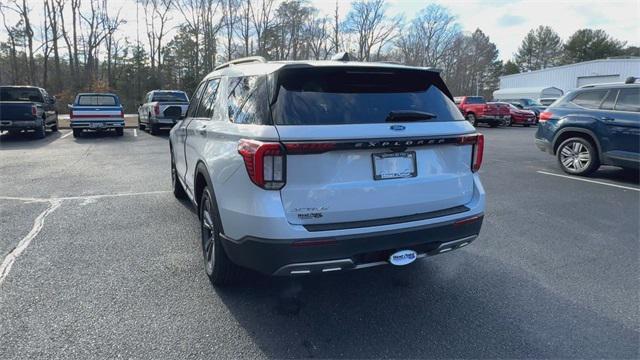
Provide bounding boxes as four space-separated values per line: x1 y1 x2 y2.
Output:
625 76 638 84
214 56 267 71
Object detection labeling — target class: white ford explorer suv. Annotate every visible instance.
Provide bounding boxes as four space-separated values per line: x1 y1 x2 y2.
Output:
169 56 485 286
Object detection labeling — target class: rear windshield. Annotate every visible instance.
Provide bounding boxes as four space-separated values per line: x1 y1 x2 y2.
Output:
152 92 188 102
465 97 485 104
77 95 118 106
0 87 43 102
272 67 462 125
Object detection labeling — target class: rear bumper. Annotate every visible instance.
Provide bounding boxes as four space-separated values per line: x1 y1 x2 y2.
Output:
535 138 552 154
70 120 125 129
478 115 509 123
221 214 483 275
151 117 180 126
1 119 39 130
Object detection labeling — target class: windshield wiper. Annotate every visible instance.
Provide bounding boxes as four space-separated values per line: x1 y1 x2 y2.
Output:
385 110 437 122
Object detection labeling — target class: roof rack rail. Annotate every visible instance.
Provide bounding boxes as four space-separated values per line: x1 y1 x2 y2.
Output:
214 56 267 71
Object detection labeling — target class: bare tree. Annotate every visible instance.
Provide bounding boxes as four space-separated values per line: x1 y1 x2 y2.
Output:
249 0 275 57
221 0 239 61
237 0 252 56
141 0 172 71
344 0 400 61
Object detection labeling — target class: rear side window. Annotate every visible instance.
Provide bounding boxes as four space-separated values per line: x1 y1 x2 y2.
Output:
600 90 618 110
227 76 270 124
77 95 117 106
571 90 607 109
615 88 640 112
272 68 462 125
186 82 207 118
0 87 43 102
196 79 220 118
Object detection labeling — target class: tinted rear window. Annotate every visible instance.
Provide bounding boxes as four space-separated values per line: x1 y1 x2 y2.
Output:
152 92 188 102
571 90 607 109
615 87 640 112
77 95 117 106
0 87 43 102
272 67 461 125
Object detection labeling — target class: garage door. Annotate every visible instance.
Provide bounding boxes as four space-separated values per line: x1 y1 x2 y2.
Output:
577 75 620 87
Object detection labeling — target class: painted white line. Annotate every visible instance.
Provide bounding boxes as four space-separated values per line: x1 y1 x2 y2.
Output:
537 171 640 192
0 200 62 285
60 131 73 139
134 129 137 137
0 190 171 203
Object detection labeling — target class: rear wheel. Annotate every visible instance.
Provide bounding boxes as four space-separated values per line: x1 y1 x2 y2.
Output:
200 187 242 286
149 117 158 135
557 137 600 176
34 120 46 139
504 117 512 127
115 127 124 136
138 115 146 130
466 113 477 127
72 128 82 138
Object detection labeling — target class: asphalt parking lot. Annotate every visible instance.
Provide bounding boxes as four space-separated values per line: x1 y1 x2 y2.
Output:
1 126 638 359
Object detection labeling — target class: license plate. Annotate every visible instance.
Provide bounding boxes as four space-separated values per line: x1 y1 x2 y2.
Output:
90 122 104 128
372 151 417 180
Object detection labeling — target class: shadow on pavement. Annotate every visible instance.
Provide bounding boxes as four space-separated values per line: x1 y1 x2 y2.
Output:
590 166 640 186
212 251 638 358
0 130 65 149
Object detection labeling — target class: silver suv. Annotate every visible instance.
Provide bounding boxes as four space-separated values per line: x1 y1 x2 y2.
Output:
169 56 486 286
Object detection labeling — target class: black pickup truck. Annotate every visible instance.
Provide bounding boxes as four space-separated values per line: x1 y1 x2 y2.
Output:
0 86 58 138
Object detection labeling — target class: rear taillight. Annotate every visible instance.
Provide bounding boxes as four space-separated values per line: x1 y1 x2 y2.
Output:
284 142 336 154
31 105 37 117
154 103 160 116
539 111 553 122
120 109 125 118
459 134 484 172
238 139 285 190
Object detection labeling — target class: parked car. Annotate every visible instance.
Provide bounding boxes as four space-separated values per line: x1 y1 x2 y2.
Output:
455 96 510 127
489 102 536 127
0 86 58 138
138 90 189 135
502 98 546 121
539 98 558 106
69 93 125 137
170 56 486 286
535 79 639 175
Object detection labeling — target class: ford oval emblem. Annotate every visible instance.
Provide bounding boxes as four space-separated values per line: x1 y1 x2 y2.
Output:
389 249 417 266
390 125 405 131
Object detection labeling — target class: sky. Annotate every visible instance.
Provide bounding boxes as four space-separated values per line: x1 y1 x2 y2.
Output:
4 0 640 61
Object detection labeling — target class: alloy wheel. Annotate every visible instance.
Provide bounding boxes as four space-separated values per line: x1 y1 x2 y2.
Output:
559 141 591 172
201 198 216 276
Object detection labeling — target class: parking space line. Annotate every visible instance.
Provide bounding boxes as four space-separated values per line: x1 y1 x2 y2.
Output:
60 131 73 139
0 190 171 203
0 200 62 285
134 129 137 137
537 170 640 192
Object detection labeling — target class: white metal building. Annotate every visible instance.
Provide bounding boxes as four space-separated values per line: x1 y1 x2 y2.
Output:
498 58 640 98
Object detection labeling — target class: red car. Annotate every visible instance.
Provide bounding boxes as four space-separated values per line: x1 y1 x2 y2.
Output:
454 96 510 127
490 102 536 127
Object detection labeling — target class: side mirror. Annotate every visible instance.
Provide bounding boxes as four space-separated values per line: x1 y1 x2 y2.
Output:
67 104 72 109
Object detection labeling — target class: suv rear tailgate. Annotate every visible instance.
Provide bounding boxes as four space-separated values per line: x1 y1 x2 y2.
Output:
277 122 476 226
270 66 477 227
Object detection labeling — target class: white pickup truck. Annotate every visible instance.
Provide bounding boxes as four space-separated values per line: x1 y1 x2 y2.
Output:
137 90 189 135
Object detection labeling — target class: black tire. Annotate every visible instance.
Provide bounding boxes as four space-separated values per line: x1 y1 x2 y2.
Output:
72 128 82 138
200 187 242 286
51 116 59 132
505 117 512 127
149 118 158 135
556 137 600 176
34 120 46 139
489 122 499 128
523 124 530 127
466 113 479 127
171 152 187 199
115 127 124 136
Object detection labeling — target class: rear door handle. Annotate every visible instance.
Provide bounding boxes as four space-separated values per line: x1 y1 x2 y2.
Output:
197 126 207 135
